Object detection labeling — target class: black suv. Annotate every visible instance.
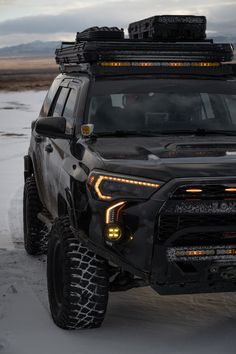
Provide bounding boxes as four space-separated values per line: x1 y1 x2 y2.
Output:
24 16 236 329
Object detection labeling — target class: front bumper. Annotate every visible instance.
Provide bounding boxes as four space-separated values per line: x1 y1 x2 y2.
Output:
73 176 236 295
151 177 236 295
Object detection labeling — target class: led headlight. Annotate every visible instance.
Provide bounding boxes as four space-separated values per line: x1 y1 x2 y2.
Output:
87 171 163 201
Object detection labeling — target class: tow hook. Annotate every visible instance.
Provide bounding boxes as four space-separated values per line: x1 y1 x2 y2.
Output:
220 267 236 280
210 264 236 280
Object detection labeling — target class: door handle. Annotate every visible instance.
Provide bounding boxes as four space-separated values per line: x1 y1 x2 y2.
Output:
45 144 53 153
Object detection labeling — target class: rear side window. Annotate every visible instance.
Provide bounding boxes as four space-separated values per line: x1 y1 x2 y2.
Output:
40 78 61 117
63 89 77 131
52 87 70 117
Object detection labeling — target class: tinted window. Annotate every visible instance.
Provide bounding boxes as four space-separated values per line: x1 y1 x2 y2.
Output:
87 79 236 133
52 87 70 117
63 89 77 130
40 78 61 117
225 95 236 125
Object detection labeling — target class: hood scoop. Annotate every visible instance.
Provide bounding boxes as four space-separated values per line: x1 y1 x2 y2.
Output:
155 142 236 159
175 143 236 151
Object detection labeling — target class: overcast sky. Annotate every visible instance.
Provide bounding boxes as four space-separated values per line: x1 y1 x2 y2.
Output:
0 0 236 47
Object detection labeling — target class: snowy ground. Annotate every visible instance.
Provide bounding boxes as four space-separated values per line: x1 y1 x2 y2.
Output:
1 91 236 354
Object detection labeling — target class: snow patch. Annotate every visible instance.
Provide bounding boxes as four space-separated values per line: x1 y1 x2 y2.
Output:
0 91 236 354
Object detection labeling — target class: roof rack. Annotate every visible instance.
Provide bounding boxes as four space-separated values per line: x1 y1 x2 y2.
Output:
55 40 234 70
55 17 235 76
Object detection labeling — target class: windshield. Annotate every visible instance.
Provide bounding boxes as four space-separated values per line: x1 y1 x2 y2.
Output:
86 78 236 134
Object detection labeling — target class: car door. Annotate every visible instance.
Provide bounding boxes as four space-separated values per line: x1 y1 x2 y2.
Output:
31 77 62 206
45 81 81 217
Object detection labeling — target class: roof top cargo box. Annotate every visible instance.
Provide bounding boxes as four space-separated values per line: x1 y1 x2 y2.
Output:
128 15 207 41
76 26 124 41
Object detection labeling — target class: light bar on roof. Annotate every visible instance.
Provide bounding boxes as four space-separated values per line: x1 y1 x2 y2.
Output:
99 61 221 68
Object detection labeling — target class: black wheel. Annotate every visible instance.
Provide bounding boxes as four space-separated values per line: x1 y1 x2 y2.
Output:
23 176 47 255
47 216 109 330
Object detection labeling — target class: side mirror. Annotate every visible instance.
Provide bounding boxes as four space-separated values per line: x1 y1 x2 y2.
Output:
35 117 73 140
31 120 36 130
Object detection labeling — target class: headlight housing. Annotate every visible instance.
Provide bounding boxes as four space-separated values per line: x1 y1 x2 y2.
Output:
87 171 163 201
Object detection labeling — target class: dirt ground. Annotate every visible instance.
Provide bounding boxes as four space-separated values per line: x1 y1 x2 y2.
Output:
0 57 58 91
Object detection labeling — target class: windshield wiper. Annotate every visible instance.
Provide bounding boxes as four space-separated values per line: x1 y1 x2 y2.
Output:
93 129 236 138
94 130 163 137
158 129 236 136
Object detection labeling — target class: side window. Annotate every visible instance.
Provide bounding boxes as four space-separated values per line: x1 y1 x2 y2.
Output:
200 93 214 120
62 89 77 132
225 95 236 125
52 87 70 117
40 78 61 117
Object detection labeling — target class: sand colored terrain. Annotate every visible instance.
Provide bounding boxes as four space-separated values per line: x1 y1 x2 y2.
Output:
0 57 58 91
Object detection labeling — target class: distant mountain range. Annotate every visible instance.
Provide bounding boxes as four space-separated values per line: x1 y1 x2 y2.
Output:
212 36 236 45
0 37 235 58
0 40 61 58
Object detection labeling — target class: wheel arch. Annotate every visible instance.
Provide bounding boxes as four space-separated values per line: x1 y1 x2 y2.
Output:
24 155 34 181
57 194 69 217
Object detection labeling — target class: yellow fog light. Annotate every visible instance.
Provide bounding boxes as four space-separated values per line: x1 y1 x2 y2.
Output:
105 225 122 241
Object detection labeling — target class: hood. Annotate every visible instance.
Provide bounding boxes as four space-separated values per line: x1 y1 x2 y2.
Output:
89 136 236 181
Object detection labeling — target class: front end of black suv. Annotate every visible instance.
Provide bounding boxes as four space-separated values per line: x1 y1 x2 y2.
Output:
72 144 236 295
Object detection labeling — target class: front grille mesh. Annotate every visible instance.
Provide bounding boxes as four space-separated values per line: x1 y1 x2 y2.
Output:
159 182 236 246
158 214 236 246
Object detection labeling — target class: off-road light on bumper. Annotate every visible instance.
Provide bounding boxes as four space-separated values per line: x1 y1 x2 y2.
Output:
105 224 123 241
168 245 236 262
175 249 215 257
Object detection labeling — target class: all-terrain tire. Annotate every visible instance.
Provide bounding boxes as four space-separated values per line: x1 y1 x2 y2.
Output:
47 216 109 330
23 176 47 255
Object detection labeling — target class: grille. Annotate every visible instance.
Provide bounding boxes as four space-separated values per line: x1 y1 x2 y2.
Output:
171 184 236 200
159 182 236 246
159 208 236 246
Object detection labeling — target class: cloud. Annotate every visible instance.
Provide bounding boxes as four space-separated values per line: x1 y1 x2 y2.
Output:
0 0 235 46
0 0 16 3
0 1 141 35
